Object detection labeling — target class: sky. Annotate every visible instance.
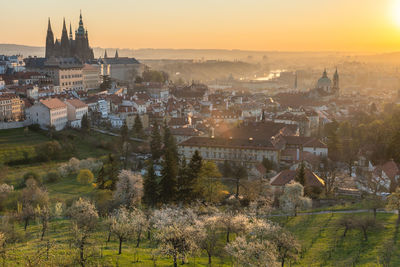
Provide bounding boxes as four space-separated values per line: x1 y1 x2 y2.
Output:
2 0 400 52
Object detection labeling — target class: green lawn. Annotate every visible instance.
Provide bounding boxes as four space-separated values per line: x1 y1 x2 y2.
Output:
271 212 400 266
0 128 50 164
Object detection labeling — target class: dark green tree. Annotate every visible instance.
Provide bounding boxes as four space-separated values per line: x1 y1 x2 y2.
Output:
233 165 247 198
295 162 306 186
96 154 120 190
159 149 178 203
222 160 233 177
81 113 90 134
162 120 178 160
143 159 159 207
177 157 191 203
150 121 162 161
133 114 145 139
261 157 274 173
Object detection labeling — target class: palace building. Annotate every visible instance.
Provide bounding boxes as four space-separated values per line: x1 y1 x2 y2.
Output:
45 12 94 62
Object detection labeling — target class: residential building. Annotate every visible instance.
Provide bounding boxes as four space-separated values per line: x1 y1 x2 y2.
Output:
0 93 24 121
65 98 88 127
99 50 142 82
27 98 67 130
82 64 100 91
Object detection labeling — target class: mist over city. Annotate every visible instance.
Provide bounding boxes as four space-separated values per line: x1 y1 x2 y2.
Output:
1 1 400 266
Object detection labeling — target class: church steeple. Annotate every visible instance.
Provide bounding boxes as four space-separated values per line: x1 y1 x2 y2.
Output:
322 68 327 78
333 67 339 90
115 49 119 58
45 18 54 58
104 50 108 58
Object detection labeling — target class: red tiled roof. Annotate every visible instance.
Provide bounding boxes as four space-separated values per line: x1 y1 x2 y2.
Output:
40 98 67 109
270 169 325 187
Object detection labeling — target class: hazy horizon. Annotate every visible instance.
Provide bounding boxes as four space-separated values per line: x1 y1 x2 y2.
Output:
2 0 400 53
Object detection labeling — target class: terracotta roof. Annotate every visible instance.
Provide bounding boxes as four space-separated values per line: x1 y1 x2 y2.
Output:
65 98 88 109
270 169 325 187
40 98 67 109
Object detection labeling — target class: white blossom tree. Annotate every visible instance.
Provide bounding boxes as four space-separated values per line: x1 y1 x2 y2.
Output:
219 212 250 243
279 181 312 216
110 207 136 255
225 236 277 267
113 170 143 208
67 198 99 267
199 214 222 264
152 207 205 267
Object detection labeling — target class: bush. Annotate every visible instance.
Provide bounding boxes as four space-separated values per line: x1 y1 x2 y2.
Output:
44 171 61 184
77 169 94 184
21 171 42 187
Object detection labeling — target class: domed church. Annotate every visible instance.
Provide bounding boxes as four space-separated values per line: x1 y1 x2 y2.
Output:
309 68 339 99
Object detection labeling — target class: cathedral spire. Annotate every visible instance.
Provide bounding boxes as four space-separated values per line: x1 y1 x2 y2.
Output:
47 18 52 32
115 49 119 58
104 50 108 58
45 18 54 58
61 18 70 56
69 22 73 40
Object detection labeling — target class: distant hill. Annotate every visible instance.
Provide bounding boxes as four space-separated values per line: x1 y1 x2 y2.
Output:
0 44 44 57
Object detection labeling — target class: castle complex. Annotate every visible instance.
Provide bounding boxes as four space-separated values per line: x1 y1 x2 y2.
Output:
45 12 94 62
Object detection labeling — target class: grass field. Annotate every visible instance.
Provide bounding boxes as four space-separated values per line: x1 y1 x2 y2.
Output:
271 212 400 266
0 128 50 164
3 212 400 266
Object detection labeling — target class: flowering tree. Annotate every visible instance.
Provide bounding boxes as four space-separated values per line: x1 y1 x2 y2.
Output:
152 207 205 267
219 212 250 243
67 198 98 267
110 207 136 254
113 170 143 208
225 236 277 267
279 181 312 216
199 214 222 264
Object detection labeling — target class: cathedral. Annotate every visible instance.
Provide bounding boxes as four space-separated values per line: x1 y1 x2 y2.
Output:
45 12 94 62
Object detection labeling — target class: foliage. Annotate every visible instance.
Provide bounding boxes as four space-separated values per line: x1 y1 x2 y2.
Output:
143 159 159 207
113 170 143 208
279 181 312 216
76 169 94 185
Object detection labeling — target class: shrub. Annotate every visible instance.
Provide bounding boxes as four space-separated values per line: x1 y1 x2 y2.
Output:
21 171 42 187
44 171 61 184
77 169 94 184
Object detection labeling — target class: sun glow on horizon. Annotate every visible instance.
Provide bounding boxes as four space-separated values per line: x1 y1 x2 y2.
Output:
392 0 400 26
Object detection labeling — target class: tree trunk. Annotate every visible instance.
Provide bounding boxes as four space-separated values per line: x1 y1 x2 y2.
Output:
343 227 348 237
281 258 285 267
397 210 400 225
107 231 111 243
207 251 212 265
226 230 230 243
363 228 368 241
147 230 151 240
24 219 29 231
136 231 142 248
236 179 240 198
80 241 85 267
173 253 177 267
118 238 123 255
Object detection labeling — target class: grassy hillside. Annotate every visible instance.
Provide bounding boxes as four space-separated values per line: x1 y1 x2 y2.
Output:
0 128 50 164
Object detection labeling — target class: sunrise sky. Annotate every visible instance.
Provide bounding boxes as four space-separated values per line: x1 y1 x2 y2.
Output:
2 0 400 52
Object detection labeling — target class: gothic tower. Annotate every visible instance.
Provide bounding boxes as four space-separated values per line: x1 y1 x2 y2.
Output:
60 18 70 57
45 18 54 58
